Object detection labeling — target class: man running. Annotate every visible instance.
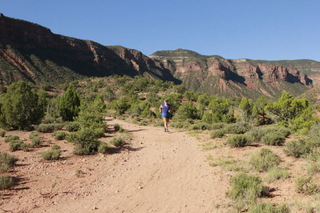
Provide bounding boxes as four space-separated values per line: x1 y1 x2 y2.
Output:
159 99 171 132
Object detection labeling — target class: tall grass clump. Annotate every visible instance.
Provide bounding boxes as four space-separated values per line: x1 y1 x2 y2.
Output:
295 176 318 195
266 167 289 182
249 148 280 172
0 176 16 190
0 152 18 173
226 134 251 147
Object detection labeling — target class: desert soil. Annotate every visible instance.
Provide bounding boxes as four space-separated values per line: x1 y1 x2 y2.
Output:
0 117 317 213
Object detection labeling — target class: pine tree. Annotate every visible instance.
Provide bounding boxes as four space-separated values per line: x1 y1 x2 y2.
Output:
0 81 44 130
59 85 80 121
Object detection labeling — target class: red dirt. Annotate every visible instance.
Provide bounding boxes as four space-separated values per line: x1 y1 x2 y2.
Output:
0 118 318 212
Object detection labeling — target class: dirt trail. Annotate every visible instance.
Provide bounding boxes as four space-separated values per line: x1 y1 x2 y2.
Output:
25 118 229 213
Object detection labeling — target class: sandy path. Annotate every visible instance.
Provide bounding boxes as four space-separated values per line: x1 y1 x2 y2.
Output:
29 118 229 213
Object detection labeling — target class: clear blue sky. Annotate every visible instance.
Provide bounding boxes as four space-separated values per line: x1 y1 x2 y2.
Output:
2 0 320 61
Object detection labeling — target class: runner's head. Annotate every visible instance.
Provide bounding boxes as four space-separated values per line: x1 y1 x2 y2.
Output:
164 99 168 103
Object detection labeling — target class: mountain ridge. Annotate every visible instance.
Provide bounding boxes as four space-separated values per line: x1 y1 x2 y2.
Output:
1 13 319 99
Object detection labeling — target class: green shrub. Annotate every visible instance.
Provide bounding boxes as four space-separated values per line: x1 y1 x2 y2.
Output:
31 136 43 148
9 140 24 151
210 123 225 130
70 128 102 155
295 176 318 195
226 134 251 147
0 152 18 173
4 135 19 142
110 136 126 147
248 202 290 213
261 132 285 146
0 176 15 190
29 131 38 139
53 131 67 140
0 130 5 137
188 122 209 131
307 162 320 176
65 121 81 132
114 124 121 131
283 139 315 158
52 144 61 150
246 127 266 143
227 173 268 202
41 145 61 160
35 123 64 133
224 123 252 134
98 142 110 154
266 167 289 182
249 148 280 172
210 129 225 139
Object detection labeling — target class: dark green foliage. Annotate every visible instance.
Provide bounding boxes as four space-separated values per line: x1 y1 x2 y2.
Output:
53 131 67 140
4 135 19 142
0 176 16 190
208 97 235 123
59 85 80 121
249 148 280 172
175 102 200 120
111 98 130 115
114 124 121 131
226 134 251 147
227 173 268 202
283 139 315 158
261 133 285 146
0 81 45 130
0 152 18 173
65 121 81 132
265 92 316 131
69 128 101 155
0 130 5 137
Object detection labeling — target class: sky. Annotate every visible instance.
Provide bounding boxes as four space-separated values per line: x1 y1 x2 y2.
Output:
2 0 320 61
